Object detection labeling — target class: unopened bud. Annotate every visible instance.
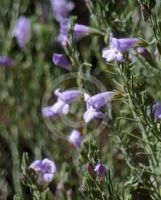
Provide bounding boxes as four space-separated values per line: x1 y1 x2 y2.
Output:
86 162 96 178
137 47 157 68
137 47 152 60
94 163 106 180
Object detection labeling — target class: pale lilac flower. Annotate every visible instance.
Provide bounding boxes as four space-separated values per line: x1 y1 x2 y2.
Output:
102 33 142 62
110 34 141 51
94 163 106 179
50 0 74 22
42 100 69 118
73 24 93 41
42 106 58 118
12 16 30 48
83 92 114 123
29 160 42 172
42 89 82 118
0 56 14 68
84 92 115 110
57 19 95 45
55 89 82 104
52 53 72 70
29 158 57 184
68 129 81 148
137 47 157 68
86 162 96 178
83 107 105 123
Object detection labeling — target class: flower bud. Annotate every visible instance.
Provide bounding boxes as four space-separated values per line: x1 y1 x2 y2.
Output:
137 47 157 68
86 162 96 178
52 53 72 70
94 163 106 179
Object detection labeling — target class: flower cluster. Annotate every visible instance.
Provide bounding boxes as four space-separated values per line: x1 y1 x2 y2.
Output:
42 89 82 118
3 0 161 199
42 89 116 123
83 92 114 123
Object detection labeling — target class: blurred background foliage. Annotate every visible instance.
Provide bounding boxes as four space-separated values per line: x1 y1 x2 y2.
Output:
1 0 161 199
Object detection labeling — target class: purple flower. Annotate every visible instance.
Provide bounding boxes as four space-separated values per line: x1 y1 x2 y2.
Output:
12 16 30 48
42 99 69 118
42 89 82 118
55 89 82 104
50 0 74 22
57 19 95 46
153 102 161 119
94 163 106 179
68 129 81 148
0 56 14 68
102 33 142 62
110 34 141 51
102 48 123 62
83 92 114 123
84 92 115 110
29 158 57 185
52 53 72 70
42 106 58 118
86 162 96 178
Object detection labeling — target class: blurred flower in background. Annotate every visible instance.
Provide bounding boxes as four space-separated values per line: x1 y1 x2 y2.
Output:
84 92 114 110
42 98 70 118
50 0 75 22
12 16 30 48
42 89 82 118
68 129 81 148
94 163 106 179
0 56 14 68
